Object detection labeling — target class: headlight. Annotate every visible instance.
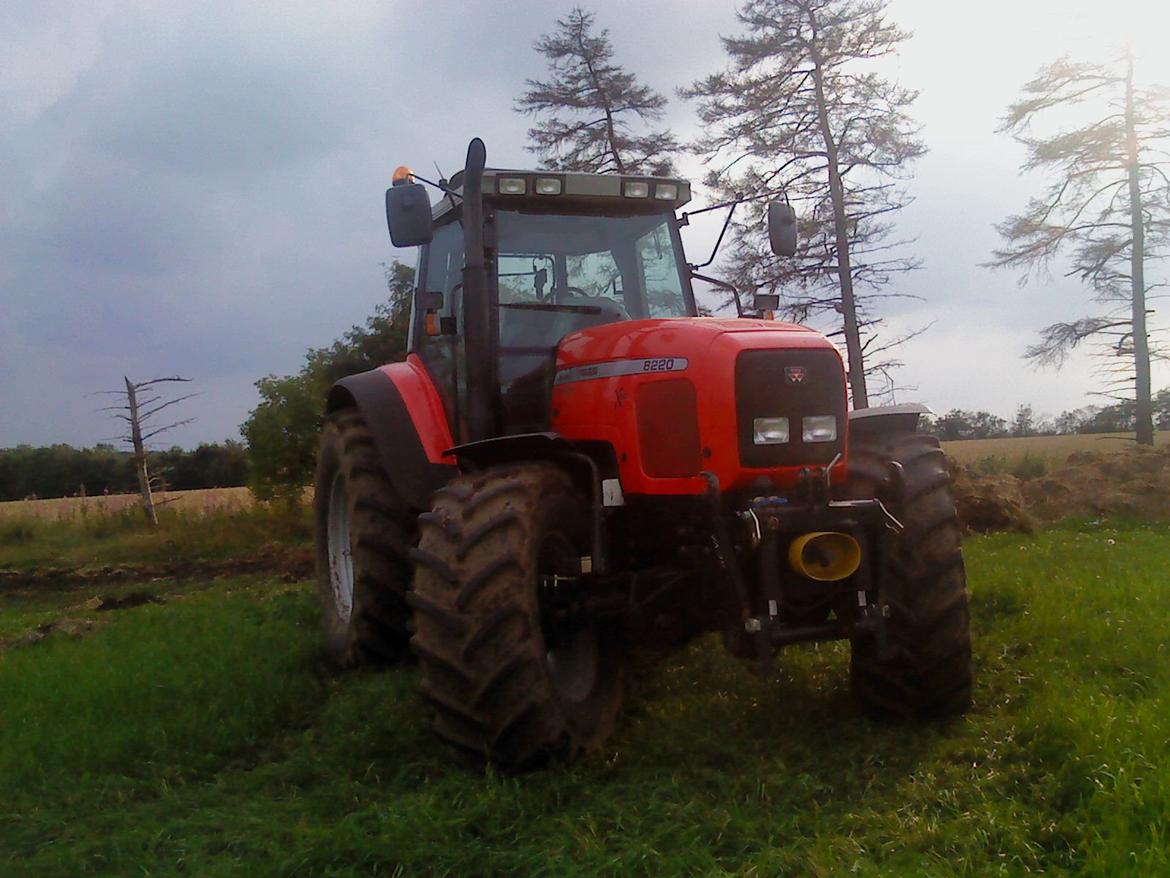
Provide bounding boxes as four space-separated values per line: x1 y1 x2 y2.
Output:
623 181 650 198
498 177 527 195
802 415 837 443
654 183 679 200
753 417 790 445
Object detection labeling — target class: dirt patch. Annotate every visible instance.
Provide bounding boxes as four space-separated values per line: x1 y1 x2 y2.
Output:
0 545 313 592
73 591 165 612
4 592 167 650
5 617 100 649
949 444 1170 532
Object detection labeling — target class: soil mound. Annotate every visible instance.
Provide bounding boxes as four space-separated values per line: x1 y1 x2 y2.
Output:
948 445 1170 532
949 463 1037 533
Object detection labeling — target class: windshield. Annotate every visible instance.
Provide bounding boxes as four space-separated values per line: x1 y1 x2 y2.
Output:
412 208 694 436
491 210 692 431
494 209 691 320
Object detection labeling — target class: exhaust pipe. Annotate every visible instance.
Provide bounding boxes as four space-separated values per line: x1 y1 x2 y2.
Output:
788 532 862 582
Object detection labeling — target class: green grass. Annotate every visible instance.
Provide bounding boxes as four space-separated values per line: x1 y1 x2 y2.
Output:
0 503 311 572
1 521 1169 876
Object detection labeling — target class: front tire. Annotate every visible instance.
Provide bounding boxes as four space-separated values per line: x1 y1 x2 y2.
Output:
314 409 413 666
847 431 972 718
410 464 622 769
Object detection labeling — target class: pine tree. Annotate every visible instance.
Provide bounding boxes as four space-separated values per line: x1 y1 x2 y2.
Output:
989 49 1170 445
516 7 680 176
684 0 925 408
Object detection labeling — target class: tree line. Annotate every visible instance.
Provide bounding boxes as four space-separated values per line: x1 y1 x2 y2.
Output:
930 392 1170 441
0 442 247 502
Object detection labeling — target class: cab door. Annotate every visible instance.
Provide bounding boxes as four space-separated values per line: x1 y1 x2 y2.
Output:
412 219 468 442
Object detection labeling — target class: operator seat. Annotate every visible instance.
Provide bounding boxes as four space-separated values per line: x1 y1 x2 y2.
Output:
556 294 630 323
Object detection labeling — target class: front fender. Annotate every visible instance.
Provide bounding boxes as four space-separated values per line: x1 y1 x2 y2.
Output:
847 403 932 439
326 354 457 511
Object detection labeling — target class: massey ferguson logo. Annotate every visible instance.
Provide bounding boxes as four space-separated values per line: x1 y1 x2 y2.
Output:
785 366 807 385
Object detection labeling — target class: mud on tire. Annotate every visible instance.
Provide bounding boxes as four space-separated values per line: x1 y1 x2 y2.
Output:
410 464 622 769
847 431 972 719
314 409 413 666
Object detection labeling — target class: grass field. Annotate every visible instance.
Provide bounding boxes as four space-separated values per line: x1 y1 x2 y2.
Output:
941 430 1170 465
0 503 311 573
2 518 1168 875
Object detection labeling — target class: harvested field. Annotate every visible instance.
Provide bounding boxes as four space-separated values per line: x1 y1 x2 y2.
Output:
942 430 1170 465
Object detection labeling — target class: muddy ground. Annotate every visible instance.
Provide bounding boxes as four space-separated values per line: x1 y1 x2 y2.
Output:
0 545 313 593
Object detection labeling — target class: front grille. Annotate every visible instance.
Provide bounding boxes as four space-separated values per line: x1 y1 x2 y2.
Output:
735 349 846 468
637 378 701 477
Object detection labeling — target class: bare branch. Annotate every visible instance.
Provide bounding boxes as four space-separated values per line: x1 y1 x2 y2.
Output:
133 376 192 389
140 419 196 442
138 393 202 423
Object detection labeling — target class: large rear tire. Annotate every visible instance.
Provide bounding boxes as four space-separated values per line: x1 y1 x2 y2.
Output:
410 464 622 769
847 431 972 718
314 409 413 666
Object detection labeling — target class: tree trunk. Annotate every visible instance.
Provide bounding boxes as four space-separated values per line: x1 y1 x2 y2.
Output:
580 48 625 174
125 376 159 526
1124 53 1154 445
809 46 868 409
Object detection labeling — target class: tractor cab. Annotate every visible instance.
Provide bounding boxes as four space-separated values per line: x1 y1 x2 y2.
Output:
402 166 697 439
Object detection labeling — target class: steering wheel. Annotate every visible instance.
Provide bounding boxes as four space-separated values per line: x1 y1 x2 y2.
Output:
550 285 591 304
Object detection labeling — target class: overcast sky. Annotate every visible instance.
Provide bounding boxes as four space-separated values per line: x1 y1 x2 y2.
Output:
3 0 1168 449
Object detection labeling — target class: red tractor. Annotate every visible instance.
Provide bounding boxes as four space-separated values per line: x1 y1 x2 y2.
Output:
314 138 970 768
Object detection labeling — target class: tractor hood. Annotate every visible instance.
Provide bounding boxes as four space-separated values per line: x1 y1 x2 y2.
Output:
556 317 836 374
551 317 848 497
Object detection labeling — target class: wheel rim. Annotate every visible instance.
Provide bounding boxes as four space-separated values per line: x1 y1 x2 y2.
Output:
538 531 599 704
326 471 354 624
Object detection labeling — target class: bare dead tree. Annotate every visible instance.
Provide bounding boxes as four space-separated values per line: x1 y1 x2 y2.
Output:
683 0 926 408
96 376 197 525
989 49 1170 445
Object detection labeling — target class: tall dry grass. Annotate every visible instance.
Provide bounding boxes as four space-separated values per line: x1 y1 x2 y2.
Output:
0 486 255 523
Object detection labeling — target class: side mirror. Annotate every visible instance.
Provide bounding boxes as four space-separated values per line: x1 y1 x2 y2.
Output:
754 292 780 313
385 183 433 247
767 201 797 257
416 290 443 311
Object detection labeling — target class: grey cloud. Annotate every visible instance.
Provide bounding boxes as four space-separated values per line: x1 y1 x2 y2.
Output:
79 51 359 179
3 0 1166 452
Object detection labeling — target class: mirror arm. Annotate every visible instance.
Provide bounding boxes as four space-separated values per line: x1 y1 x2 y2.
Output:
409 171 462 202
690 271 745 318
689 201 740 271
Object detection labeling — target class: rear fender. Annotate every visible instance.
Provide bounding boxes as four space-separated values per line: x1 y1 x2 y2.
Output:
326 354 457 511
